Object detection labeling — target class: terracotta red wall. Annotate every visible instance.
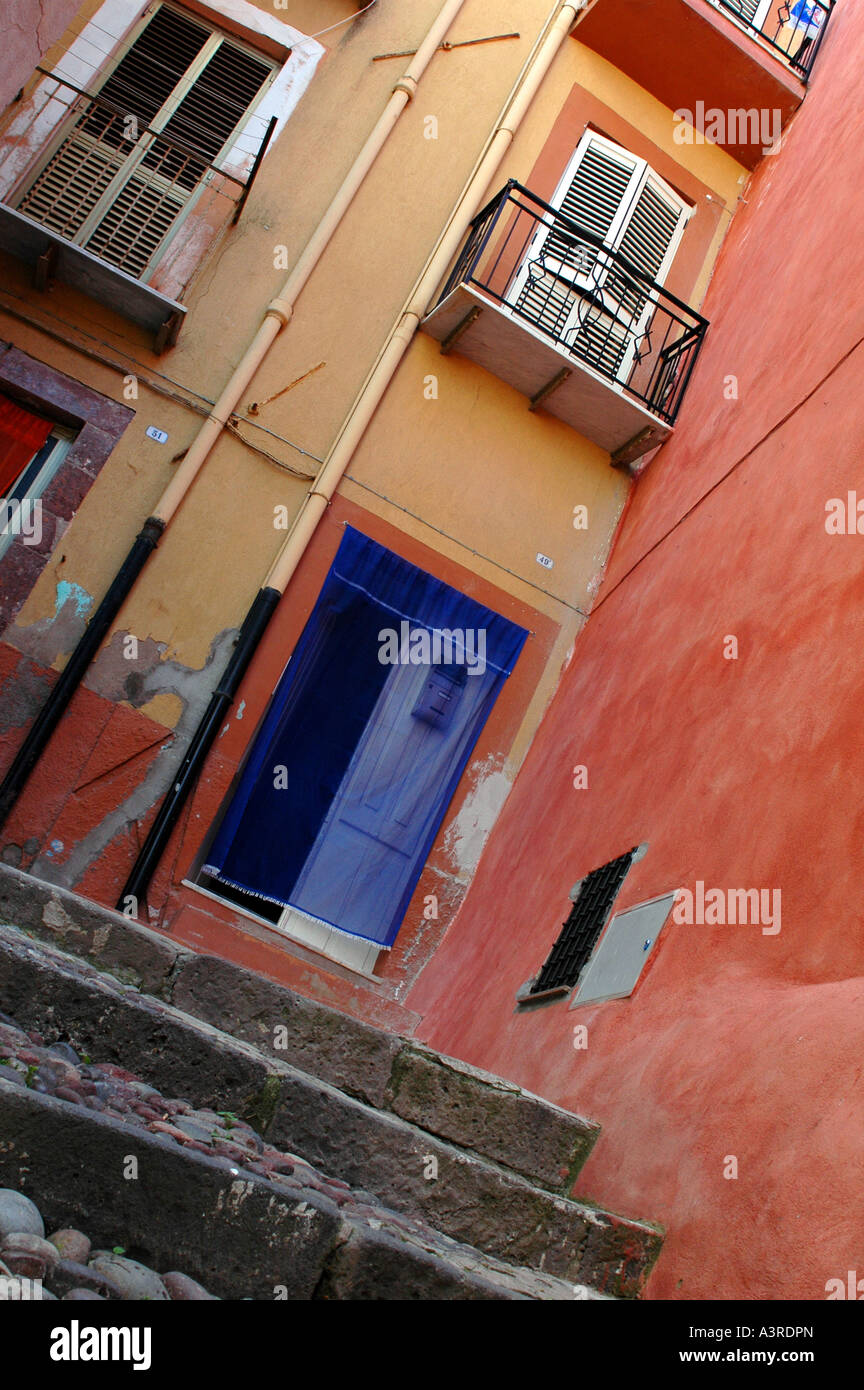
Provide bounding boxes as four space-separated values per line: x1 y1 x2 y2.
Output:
0 643 173 889
575 0 804 166
405 3 859 1300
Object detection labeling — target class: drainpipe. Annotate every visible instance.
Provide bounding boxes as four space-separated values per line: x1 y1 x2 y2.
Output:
0 0 469 831
120 0 585 908
267 0 585 596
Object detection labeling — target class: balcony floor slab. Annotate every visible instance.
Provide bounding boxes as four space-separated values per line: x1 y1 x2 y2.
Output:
0 204 187 348
575 0 806 168
422 284 673 460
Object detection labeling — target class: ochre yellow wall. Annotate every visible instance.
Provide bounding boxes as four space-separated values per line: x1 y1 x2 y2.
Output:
0 0 747 758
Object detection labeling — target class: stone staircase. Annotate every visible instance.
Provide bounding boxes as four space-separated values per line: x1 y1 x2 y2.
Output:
0 863 663 1299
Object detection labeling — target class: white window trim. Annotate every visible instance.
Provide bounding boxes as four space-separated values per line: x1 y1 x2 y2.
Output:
271 905 381 977
14 6 284 284
0 426 75 564
510 130 691 303
0 0 324 202
182 877 382 980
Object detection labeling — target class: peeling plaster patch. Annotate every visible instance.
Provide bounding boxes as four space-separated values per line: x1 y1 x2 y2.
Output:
5 582 94 669
0 660 51 733
31 626 239 889
85 633 169 709
395 867 463 988
585 571 603 605
41 899 77 935
442 756 514 882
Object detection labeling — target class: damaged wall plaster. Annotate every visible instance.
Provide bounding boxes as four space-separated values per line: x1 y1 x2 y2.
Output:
31 623 239 888
442 755 514 884
2 582 241 890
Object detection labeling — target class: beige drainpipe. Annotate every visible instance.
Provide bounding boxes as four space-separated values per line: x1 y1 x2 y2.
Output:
264 0 586 595
153 0 470 527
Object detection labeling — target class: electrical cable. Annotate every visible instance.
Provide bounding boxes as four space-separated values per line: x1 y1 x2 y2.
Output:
295 0 379 48
342 472 587 616
0 291 325 465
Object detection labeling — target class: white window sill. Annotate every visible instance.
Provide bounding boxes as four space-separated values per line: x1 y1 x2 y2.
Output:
180 878 383 983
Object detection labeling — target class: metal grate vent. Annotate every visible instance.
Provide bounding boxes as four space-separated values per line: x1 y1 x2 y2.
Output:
530 848 637 995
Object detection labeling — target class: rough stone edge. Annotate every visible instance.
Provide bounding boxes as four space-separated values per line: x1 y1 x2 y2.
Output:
0 923 661 1297
386 1043 602 1192
0 865 608 1193
0 1079 593 1301
0 862 186 997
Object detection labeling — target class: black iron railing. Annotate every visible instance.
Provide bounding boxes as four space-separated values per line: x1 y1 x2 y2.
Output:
435 183 708 427
714 0 834 80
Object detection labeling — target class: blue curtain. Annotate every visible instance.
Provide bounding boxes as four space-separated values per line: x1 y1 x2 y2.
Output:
204 526 528 948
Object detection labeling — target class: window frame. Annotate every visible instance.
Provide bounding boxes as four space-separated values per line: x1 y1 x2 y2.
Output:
11 0 278 284
185 872 384 978
0 423 76 565
0 347 134 636
506 130 693 388
512 130 692 300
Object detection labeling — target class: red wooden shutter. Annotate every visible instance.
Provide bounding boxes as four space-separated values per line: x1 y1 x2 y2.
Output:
0 393 53 498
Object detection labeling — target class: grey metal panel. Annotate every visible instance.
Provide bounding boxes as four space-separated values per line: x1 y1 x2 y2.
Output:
0 204 186 337
569 891 677 1008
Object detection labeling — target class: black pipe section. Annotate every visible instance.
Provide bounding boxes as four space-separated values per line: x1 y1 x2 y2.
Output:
0 517 165 830
119 585 281 909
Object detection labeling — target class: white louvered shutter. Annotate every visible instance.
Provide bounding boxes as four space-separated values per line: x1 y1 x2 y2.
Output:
512 132 689 381
543 141 637 270
724 0 762 21
16 2 273 280
713 0 776 33
515 139 637 346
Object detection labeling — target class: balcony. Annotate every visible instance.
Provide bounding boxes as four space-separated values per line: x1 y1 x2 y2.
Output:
575 0 835 168
421 183 708 467
0 75 273 349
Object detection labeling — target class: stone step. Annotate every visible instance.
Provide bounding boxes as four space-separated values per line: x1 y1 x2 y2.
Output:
0 920 662 1296
0 1080 601 1301
0 863 599 1193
